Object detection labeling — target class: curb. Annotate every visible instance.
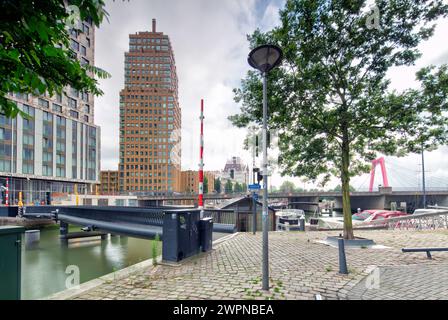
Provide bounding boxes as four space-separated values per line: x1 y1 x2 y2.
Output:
42 232 239 300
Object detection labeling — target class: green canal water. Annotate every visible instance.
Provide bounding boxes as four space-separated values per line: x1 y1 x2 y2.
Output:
21 226 159 300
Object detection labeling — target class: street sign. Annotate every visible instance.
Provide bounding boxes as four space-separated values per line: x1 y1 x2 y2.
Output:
248 184 261 190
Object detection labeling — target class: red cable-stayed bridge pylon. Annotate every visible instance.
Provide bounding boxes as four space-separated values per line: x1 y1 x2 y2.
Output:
369 157 390 192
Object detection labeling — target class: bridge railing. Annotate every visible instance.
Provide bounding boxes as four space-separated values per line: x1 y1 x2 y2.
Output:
357 210 448 231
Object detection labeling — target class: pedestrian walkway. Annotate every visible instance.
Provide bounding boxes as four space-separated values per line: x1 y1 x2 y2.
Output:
68 229 448 300
347 264 448 300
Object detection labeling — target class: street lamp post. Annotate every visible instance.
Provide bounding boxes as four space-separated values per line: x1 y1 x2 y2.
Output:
247 44 283 291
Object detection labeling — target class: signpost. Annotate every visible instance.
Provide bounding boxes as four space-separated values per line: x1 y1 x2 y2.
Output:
249 184 261 235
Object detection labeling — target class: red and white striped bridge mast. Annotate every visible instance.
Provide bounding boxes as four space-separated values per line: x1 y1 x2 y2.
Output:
198 99 205 215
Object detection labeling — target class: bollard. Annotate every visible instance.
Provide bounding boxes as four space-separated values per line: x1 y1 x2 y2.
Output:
299 216 305 231
60 221 69 238
338 238 348 274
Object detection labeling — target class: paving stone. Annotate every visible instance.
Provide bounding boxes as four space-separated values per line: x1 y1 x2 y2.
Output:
68 229 448 300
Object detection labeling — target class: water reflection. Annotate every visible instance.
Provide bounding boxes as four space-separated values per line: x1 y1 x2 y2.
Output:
21 227 153 300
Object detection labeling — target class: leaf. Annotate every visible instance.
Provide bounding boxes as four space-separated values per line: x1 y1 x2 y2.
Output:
29 50 41 67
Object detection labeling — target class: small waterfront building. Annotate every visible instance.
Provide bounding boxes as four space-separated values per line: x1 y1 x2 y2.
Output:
217 196 276 232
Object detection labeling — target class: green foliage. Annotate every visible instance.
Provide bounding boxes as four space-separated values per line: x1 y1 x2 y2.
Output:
279 180 296 193
0 0 111 118
152 234 160 265
203 176 208 194
214 177 222 193
332 185 356 192
231 0 448 238
224 180 233 194
234 182 243 193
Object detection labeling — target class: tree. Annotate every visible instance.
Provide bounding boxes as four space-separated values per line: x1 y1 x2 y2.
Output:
234 182 243 193
214 177 222 193
0 0 111 118
279 180 296 193
230 0 448 239
224 180 233 194
333 185 356 192
203 176 208 194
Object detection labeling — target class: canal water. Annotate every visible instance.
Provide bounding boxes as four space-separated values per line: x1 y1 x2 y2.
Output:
21 226 158 300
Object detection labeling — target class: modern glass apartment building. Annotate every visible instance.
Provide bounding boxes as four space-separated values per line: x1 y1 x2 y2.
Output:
118 19 181 194
0 20 100 205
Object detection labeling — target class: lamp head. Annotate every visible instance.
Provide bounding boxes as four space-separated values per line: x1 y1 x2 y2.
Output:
248 44 283 73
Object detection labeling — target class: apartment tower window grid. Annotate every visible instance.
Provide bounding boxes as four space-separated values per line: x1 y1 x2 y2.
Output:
119 19 181 194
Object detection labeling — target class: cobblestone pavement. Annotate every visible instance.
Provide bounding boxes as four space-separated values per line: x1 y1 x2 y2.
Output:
71 229 448 300
346 264 448 300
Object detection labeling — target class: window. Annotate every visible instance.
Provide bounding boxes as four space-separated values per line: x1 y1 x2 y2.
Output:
70 87 79 98
86 37 90 47
68 97 77 109
16 92 28 100
52 103 62 112
22 104 35 116
70 28 78 38
56 167 65 177
23 148 34 161
71 39 79 51
56 93 62 103
43 137 52 149
56 154 65 165
81 92 89 102
43 111 53 122
82 24 90 35
56 142 65 152
81 57 89 66
83 115 89 122
42 165 53 176
70 110 79 118
81 45 86 56
83 105 90 114
23 134 34 145
38 98 49 108
43 152 52 162
56 115 66 126
22 163 33 174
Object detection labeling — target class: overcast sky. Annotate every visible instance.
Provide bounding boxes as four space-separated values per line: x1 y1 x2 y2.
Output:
95 0 448 190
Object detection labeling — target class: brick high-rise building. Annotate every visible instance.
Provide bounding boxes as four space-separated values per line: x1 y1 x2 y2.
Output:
118 19 181 194
100 170 119 194
180 170 215 194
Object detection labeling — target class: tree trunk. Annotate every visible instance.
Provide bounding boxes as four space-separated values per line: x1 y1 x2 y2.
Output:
341 127 354 240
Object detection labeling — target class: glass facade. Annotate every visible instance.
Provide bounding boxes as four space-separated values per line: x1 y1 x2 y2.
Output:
1 18 100 206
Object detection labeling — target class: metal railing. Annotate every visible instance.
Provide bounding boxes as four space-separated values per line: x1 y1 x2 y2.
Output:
357 210 448 230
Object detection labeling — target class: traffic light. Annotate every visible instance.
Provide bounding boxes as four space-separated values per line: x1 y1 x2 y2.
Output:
255 135 259 157
257 172 263 183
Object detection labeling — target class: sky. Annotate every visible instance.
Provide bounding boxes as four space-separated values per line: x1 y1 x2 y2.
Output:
94 0 448 190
